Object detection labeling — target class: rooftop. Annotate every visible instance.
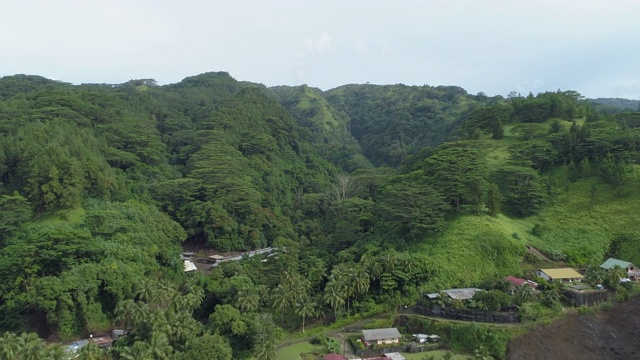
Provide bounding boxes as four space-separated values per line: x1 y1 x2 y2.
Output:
600 258 634 270
384 353 407 360
539 268 583 279
362 328 401 341
426 288 484 300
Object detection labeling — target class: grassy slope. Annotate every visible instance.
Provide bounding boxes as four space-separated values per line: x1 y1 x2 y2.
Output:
413 117 640 291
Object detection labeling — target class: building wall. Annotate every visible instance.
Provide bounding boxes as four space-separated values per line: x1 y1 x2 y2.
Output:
377 338 399 345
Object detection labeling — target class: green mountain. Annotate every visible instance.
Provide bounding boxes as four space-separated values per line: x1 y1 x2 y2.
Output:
0 73 639 359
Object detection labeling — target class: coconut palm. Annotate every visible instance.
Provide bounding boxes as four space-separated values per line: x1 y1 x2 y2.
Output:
77 341 103 360
541 288 560 307
17 332 44 360
609 265 627 285
147 332 173 360
351 266 370 299
271 285 293 318
295 296 318 334
585 266 607 286
45 344 67 360
515 284 535 303
236 288 260 312
119 341 152 360
323 280 346 320
0 332 22 360
115 299 139 331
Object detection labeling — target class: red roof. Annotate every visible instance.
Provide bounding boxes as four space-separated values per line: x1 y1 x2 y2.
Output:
503 276 535 287
324 354 347 360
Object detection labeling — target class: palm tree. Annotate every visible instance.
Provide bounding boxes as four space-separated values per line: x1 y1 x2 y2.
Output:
323 280 346 320
45 344 67 360
295 296 317 334
351 266 370 299
236 288 260 312
541 288 560 307
137 281 156 304
115 299 139 331
0 332 22 360
271 285 293 318
515 285 535 303
609 265 627 285
77 341 103 360
17 332 44 360
147 332 173 360
119 341 152 360
585 266 607 286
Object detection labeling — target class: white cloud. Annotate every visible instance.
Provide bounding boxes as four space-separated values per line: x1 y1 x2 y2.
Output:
298 32 334 58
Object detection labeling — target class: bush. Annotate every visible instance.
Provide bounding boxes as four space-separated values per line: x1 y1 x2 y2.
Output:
532 223 544 236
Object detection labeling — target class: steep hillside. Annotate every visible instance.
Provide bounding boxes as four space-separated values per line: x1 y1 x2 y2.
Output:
269 85 371 172
322 84 488 167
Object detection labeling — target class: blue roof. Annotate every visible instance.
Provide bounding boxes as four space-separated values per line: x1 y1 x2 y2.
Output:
600 258 634 269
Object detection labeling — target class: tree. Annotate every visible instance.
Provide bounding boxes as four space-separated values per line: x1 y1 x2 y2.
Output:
251 314 280 360
585 266 607 286
147 332 173 360
271 285 294 318
178 334 233 360
498 166 547 216
541 288 560 308
294 296 317 334
486 183 502 216
0 332 22 360
236 288 260 313
608 265 627 285
323 280 346 320
119 341 152 360
77 341 103 360
424 144 487 212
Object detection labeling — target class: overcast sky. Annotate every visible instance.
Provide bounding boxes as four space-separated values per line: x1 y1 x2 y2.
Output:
3 0 639 99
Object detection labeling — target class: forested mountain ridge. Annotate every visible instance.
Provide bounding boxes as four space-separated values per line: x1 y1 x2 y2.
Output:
1 72 640 359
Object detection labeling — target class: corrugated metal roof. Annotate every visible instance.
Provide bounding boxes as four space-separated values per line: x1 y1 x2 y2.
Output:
444 288 483 300
384 353 406 360
362 328 401 341
600 258 634 270
539 268 583 279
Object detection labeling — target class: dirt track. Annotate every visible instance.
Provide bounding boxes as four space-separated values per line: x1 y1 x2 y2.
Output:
507 296 640 360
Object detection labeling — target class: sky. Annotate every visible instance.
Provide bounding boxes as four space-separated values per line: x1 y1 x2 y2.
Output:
2 0 640 99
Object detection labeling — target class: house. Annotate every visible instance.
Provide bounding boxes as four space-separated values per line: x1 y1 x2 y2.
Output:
362 328 402 346
503 276 538 294
600 258 640 281
537 268 583 282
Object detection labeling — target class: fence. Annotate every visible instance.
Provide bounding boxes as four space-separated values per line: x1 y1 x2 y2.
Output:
414 305 521 323
562 289 609 307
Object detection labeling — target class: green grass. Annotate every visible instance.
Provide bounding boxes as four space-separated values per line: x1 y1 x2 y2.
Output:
413 214 528 291
275 341 324 360
528 174 640 265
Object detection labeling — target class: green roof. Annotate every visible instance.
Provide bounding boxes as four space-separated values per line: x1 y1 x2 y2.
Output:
600 258 633 269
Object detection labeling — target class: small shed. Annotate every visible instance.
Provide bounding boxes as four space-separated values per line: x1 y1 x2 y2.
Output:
184 260 198 272
362 328 401 346
384 353 407 360
208 254 225 261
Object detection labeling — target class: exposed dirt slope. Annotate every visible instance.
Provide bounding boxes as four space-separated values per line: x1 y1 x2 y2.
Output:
507 296 640 360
